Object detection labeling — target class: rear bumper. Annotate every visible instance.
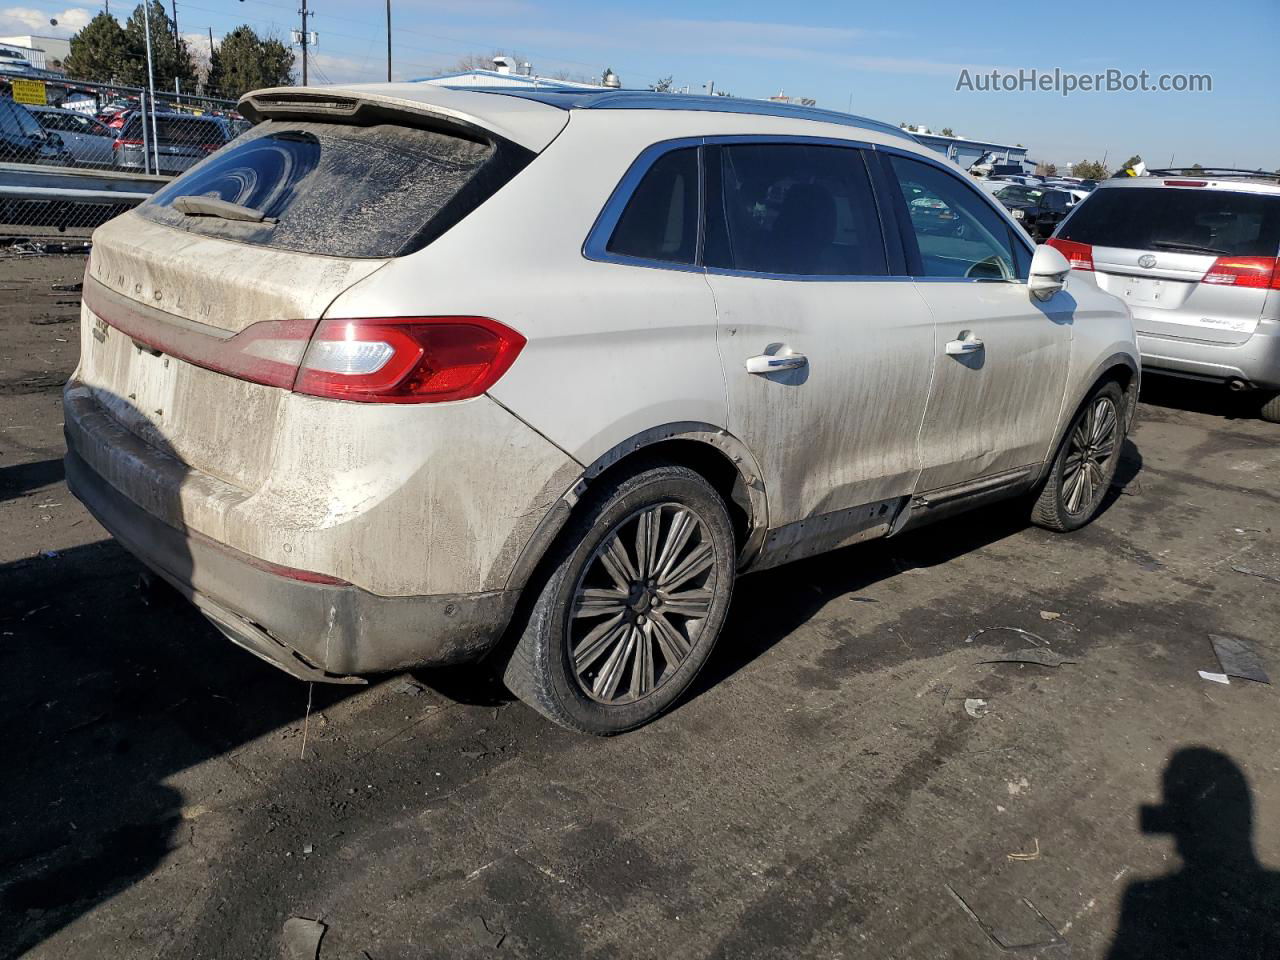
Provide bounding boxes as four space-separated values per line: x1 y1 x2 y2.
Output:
65 447 519 681
1137 319 1280 390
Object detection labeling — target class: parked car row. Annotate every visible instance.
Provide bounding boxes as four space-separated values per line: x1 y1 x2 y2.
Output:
0 95 241 172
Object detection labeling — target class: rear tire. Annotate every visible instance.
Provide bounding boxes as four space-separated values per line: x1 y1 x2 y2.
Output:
1031 381 1126 532
1259 392 1280 424
501 463 736 735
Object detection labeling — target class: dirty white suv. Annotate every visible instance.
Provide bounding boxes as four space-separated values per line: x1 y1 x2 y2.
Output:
64 85 1139 733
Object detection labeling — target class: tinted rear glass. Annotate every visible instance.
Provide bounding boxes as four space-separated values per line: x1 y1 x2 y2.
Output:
607 147 698 264
139 120 498 258
1059 187 1280 256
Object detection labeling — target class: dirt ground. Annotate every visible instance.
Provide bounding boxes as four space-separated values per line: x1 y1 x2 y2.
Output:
2 254 1278 960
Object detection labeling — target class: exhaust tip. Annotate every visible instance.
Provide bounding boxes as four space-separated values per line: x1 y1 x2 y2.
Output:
1228 379 1251 392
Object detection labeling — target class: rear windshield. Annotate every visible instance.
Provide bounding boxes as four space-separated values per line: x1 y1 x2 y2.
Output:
138 119 505 258
122 115 228 144
1059 186 1280 257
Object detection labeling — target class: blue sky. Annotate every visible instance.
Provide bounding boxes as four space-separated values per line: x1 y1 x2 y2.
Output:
4 0 1277 168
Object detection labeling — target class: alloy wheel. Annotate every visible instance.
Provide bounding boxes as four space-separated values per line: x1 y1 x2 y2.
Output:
1062 395 1118 515
568 503 718 704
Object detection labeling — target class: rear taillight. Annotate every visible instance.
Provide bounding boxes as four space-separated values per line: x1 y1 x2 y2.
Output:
113 138 141 151
1163 180 1207 187
1047 237 1094 271
1201 256 1280 290
83 282 524 402
293 317 526 404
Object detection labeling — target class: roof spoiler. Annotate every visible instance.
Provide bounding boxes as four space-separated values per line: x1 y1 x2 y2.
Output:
238 85 569 153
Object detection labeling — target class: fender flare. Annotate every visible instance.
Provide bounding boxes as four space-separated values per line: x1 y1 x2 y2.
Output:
501 422 770 594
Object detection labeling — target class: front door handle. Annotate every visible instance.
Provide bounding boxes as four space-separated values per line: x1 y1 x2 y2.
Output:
745 354 807 374
945 336 984 356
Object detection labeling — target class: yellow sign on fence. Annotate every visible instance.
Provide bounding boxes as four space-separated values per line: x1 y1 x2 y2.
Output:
10 79 47 106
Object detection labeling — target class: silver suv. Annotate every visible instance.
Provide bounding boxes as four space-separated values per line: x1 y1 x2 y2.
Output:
1049 169 1280 422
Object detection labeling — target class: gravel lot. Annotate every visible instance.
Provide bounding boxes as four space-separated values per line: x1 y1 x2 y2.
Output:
2 255 1278 960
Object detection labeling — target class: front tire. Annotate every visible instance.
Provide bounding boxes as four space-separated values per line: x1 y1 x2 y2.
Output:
1031 381 1126 532
501 463 736 735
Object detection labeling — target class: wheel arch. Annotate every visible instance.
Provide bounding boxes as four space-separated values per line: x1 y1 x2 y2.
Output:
502 422 769 595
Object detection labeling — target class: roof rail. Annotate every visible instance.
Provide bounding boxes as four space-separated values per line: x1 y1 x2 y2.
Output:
458 87 917 143
1147 167 1280 181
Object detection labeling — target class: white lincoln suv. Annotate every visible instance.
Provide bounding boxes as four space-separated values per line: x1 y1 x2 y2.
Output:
64 84 1139 733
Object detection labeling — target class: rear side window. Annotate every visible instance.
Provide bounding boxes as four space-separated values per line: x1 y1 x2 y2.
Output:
606 147 698 264
1058 187 1280 256
140 119 513 259
705 143 887 277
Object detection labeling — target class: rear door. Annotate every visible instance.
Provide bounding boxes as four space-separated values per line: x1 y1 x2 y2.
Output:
705 140 934 556
882 152 1071 494
1054 183 1280 344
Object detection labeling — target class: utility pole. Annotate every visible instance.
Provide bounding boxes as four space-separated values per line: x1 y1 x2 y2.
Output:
299 0 309 85
385 0 391 81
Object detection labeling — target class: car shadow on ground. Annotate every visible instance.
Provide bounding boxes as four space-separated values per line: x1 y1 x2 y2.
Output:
689 436 1143 701
0 537 375 958
1139 373 1269 421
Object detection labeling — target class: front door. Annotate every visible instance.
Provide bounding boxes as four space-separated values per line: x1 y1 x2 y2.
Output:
881 153 1072 495
704 141 935 557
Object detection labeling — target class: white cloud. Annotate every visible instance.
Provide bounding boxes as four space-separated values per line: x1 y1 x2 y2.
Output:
0 5 91 34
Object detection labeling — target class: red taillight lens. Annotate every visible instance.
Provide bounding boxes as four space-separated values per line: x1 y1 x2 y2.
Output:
1047 237 1094 271
1163 180 1207 187
113 138 142 150
1201 256 1280 290
293 317 525 403
83 281 523 403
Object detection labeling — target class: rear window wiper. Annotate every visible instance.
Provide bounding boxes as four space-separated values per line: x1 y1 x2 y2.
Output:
171 195 277 224
1149 239 1229 255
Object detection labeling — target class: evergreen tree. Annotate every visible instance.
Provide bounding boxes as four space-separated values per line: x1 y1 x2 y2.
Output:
119 1 197 92
207 26 294 99
63 12 129 84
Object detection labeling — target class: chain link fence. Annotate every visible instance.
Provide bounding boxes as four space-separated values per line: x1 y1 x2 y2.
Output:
1 76 247 251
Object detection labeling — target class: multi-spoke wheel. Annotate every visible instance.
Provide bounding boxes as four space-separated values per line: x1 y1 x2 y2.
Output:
1031 380 1127 532
501 463 736 734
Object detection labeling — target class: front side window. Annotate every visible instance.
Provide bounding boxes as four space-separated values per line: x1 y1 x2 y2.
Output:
705 143 887 277
606 147 699 264
889 155 1021 280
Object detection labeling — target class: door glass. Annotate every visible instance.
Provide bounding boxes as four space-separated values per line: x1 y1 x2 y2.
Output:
607 147 698 264
705 143 887 277
890 155 1018 281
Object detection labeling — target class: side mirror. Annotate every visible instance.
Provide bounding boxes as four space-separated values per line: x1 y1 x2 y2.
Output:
1028 243 1071 301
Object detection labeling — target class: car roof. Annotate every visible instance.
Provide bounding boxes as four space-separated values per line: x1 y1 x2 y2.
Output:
459 88 914 142
243 83 918 153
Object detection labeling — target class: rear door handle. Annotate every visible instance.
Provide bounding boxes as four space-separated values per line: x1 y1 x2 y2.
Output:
945 336 984 356
745 354 807 374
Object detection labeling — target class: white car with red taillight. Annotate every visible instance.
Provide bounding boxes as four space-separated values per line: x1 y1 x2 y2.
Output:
65 83 1138 733
1048 169 1280 422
